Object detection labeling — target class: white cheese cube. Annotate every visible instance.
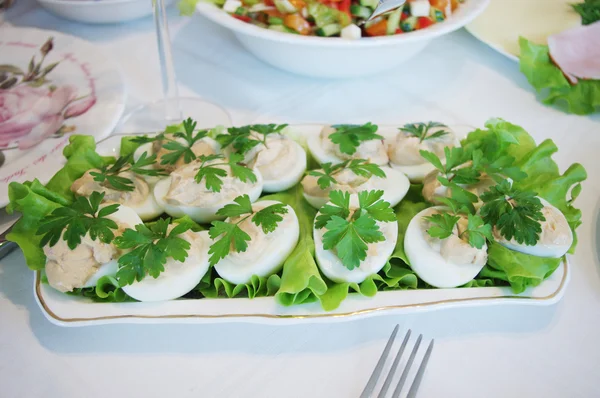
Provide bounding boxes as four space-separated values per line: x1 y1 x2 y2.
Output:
410 0 430 17
341 24 362 40
223 0 243 13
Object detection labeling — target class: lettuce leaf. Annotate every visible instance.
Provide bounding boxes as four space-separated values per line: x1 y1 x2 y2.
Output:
120 136 145 158
519 37 600 115
68 275 134 302
195 268 281 299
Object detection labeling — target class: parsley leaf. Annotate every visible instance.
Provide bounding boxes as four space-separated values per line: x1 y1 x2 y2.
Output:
480 179 545 245
307 159 386 190
159 118 209 166
328 123 382 155
90 152 166 192
423 213 460 240
208 195 288 265
464 214 493 249
400 121 449 143
316 189 394 270
114 218 193 286
194 153 257 192
216 124 288 155
37 191 119 250
424 211 491 249
572 0 600 25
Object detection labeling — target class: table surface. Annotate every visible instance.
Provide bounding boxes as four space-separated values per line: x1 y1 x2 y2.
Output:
1 2 600 397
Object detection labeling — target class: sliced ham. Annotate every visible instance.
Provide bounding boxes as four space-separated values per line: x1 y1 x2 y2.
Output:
547 20 600 82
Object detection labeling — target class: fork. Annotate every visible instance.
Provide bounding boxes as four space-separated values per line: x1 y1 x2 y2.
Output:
360 325 434 398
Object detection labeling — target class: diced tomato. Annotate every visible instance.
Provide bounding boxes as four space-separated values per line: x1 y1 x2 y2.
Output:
400 11 409 21
232 14 252 22
264 0 274 5
365 19 388 36
395 28 403 34
284 14 311 35
339 0 351 16
417 16 434 29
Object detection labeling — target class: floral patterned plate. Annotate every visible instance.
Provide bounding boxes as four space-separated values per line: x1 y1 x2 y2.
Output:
0 27 126 207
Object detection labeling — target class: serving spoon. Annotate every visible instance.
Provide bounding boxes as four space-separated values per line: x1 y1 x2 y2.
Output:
362 0 407 24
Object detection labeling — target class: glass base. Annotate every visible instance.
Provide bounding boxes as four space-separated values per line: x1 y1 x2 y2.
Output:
116 97 232 133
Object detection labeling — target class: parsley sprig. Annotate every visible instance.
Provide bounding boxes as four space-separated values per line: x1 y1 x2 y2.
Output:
480 179 545 245
572 0 600 25
424 213 492 249
216 124 288 155
328 123 382 155
400 121 450 143
114 218 194 286
194 153 257 192
315 190 395 270
307 159 386 190
207 195 289 266
37 192 120 250
90 152 166 192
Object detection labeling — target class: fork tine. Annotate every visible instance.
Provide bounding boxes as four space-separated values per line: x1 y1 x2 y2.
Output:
359 324 400 398
377 329 411 398
406 340 435 398
391 334 423 398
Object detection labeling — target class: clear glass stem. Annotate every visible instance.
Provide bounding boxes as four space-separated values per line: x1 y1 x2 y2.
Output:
153 0 182 122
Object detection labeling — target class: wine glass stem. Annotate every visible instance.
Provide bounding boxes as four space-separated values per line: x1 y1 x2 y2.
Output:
153 0 182 122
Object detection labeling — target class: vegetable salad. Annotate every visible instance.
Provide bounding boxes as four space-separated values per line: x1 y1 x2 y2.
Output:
214 0 464 38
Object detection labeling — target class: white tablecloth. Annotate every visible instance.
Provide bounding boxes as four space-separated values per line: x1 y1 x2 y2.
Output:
2 1 600 397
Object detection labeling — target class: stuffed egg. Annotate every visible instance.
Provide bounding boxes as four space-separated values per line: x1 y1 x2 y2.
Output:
422 169 496 206
308 125 389 166
493 198 573 258
213 200 300 284
154 158 263 223
43 205 143 293
387 123 460 182
302 166 410 210
313 194 398 284
71 170 164 221
134 133 220 173
225 132 307 193
405 207 488 288
122 229 211 302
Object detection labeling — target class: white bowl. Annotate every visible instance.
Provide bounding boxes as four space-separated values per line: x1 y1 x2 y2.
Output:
37 0 175 24
196 0 489 78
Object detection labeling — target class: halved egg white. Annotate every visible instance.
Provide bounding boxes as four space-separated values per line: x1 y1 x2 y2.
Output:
153 169 263 223
494 198 573 258
122 230 211 302
261 139 307 193
405 207 487 288
125 187 164 221
213 200 300 285
307 130 388 167
83 204 144 288
313 195 398 284
303 166 410 210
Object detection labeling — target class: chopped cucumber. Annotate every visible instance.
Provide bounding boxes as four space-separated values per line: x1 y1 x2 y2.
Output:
430 7 445 22
350 5 372 19
242 0 259 5
386 5 403 35
268 16 284 25
359 0 379 10
234 6 248 15
274 0 297 13
401 15 418 32
316 23 342 37
268 24 299 34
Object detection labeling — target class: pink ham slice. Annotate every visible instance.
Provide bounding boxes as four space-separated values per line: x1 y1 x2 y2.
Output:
547 20 600 83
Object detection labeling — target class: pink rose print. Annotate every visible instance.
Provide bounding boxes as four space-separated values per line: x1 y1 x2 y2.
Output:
0 85 96 150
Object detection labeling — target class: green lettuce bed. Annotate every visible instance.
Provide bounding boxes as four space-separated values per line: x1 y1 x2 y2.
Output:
7 119 586 311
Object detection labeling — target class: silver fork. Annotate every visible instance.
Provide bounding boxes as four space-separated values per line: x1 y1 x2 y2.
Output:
360 325 434 398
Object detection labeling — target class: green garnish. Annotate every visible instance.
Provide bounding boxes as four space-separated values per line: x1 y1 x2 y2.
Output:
328 123 382 155
423 213 492 249
419 146 481 185
572 0 600 25
159 118 210 165
194 153 257 192
307 159 386 190
114 218 195 286
399 121 450 143
216 124 288 155
315 190 395 270
37 191 120 250
89 152 166 192
207 195 289 266
480 179 545 246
